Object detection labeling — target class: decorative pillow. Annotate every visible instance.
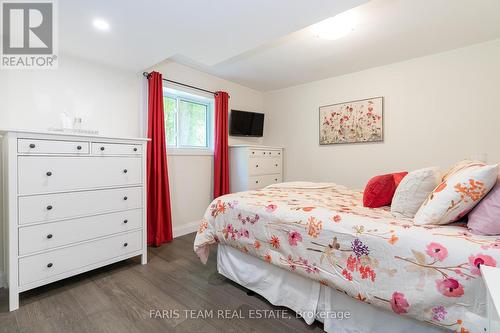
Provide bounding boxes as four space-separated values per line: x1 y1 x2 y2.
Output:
391 167 440 218
441 160 486 182
363 172 408 208
467 180 500 235
414 164 498 225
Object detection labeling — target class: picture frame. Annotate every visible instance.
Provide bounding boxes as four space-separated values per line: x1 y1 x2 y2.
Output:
319 96 384 145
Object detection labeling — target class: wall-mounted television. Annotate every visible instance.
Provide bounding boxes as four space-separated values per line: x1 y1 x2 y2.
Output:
229 110 264 137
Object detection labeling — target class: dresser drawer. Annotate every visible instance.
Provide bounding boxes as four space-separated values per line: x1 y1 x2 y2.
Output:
92 142 142 155
18 187 142 225
19 209 143 255
248 174 282 190
18 156 142 195
18 139 89 154
248 157 282 176
19 230 142 286
248 149 282 158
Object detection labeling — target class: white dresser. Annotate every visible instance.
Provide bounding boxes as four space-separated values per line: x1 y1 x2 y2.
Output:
0 130 148 311
229 145 283 192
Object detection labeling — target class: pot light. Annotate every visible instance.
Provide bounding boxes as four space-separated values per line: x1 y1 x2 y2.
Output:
311 11 359 40
93 18 110 31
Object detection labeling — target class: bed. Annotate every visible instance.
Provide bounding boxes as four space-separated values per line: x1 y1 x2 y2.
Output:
194 182 500 333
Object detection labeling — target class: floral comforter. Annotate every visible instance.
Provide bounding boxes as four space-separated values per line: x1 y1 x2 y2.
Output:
193 183 500 333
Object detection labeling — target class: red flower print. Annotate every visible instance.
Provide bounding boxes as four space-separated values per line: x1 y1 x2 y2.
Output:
264 254 272 263
254 240 261 249
426 242 449 261
265 204 277 213
390 292 409 314
269 235 280 249
332 215 342 223
288 231 303 246
342 269 353 281
434 182 447 193
435 278 464 297
346 255 357 272
468 253 496 275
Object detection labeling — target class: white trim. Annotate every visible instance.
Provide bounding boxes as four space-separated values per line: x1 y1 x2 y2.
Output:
173 221 199 238
0 271 6 289
167 148 213 156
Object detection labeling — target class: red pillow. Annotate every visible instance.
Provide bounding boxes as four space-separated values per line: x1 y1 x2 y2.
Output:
363 172 408 208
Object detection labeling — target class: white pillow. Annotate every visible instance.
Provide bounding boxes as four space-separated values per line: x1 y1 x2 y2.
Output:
414 164 498 225
391 167 440 218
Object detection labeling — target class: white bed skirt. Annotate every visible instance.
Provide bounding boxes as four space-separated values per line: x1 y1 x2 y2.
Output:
217 244 446 333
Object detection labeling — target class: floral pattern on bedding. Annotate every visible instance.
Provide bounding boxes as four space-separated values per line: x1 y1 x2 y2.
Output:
194 184 500 333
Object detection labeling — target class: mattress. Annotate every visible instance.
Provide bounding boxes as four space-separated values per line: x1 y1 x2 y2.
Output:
194 182 500 332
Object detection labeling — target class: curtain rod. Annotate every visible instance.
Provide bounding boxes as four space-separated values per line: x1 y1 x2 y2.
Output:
143 71 218 96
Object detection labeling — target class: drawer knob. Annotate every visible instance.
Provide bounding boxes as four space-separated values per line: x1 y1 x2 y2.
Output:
47 234 53 239
123 219 128 224
46 171 52 176
47 263 53 268
252 152 255 154
46 205 53 210
123 169 128 174
255 181 259 184
275 178 278 181
29 143 36 149
263 152 266 155
100 146 105 151
133 147 138 152
123 196 128 201
256 164 259 168
123 243 128 247
77 145 82 150
275 164 278 167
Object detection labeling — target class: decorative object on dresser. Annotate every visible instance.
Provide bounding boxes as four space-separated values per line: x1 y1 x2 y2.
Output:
319 96 383 145
229 145 283 192
1 130 148 311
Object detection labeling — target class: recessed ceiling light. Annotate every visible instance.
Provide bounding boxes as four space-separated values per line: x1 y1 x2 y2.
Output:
92 18 110 31
311 11 359 40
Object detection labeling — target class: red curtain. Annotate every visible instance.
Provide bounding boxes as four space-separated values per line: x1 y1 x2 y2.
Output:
214 91 230 198
146 71 173 246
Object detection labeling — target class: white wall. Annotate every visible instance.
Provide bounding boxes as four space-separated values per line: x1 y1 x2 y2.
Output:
147 61 264 236
0 54 143 287
264 39 500 189
0 54 143 137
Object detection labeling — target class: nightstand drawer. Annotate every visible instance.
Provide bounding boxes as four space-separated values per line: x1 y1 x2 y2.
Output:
18 139 89 155
19 209 143 255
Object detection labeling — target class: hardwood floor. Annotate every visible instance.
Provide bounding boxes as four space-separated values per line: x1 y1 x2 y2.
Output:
0 233 324 333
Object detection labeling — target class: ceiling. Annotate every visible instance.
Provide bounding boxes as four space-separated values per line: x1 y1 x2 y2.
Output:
60 0 500 91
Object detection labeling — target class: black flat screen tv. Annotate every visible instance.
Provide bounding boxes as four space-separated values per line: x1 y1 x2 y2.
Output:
229 110 264 137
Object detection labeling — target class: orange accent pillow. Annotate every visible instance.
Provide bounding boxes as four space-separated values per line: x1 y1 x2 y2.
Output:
363 172 408 208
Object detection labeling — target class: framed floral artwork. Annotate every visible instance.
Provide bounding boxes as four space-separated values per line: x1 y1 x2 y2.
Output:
319 97 384 145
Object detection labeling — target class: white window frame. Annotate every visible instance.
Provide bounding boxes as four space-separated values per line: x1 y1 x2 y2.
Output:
163 87 214 155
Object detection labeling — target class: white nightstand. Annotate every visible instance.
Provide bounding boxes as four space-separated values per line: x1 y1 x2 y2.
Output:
481 265 500 332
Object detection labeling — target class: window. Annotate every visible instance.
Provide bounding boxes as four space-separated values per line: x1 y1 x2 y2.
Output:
163 88 214 151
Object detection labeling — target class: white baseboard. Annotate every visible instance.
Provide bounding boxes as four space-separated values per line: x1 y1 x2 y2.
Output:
173 221 199 238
